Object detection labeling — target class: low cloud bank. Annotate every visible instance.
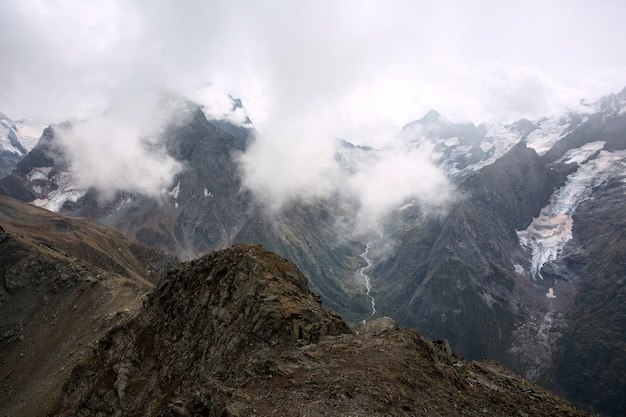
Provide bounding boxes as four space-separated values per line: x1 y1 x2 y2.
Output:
52 90 189 201
238 115 453 233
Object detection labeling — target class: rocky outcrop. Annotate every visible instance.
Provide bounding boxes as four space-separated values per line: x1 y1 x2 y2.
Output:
53 243 351 416
51 244 590 417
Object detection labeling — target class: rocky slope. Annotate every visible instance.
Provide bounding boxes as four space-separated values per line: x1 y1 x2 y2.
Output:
0 195 176 417
51 244 590 417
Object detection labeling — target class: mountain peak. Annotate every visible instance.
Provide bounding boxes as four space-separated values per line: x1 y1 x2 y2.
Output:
419 109 448 124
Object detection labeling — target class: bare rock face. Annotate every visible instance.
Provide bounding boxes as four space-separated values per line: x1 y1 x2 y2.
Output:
51 244 590 417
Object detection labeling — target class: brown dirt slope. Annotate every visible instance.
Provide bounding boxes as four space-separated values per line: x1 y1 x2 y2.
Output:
0 194 176 284
0 195 177 417
51 244 592 417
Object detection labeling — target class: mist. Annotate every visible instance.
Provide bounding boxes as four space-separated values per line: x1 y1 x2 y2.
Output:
51 88 191 201
2 1 626 217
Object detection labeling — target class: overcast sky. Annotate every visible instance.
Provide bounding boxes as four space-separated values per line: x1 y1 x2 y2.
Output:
2 1 625 134
2 1 626 217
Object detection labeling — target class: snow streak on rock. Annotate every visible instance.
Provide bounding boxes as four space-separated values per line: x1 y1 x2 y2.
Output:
517 143 626 281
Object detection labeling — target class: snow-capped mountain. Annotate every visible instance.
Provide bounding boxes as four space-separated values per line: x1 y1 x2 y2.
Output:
0 112 46 178
395 108 591 180
2 87 626 416
338 88 626 416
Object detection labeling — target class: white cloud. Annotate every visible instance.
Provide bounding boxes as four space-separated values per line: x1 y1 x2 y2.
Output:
53 89 187 200
1 0 626 213
344 144 453 231
2 0 626 126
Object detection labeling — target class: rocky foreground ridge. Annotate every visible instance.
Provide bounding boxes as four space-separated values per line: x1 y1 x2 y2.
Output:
0 195 177 417
47 244 590 417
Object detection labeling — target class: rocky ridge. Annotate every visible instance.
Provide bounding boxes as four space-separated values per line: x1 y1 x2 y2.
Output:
51 244 590 417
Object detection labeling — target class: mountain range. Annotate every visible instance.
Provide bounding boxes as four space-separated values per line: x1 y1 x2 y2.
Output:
2 87 626 415
0 203 591 416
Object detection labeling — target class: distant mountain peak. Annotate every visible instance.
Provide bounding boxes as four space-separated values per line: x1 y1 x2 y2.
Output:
419 109 449 125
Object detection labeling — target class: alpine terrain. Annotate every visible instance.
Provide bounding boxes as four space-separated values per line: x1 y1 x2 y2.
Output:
2 88 626 415
1 223 591 416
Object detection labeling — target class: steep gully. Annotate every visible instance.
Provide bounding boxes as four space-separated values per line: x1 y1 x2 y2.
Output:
355 224 384 322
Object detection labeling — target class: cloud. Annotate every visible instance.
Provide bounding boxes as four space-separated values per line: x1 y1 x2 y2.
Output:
52 89 188 201
484 66 553 121
239 118 453 232
2 0 626 217
345 145 452 219
237 117 340 212
2 1 626 125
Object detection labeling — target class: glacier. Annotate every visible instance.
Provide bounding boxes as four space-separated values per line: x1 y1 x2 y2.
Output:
517 143 626 281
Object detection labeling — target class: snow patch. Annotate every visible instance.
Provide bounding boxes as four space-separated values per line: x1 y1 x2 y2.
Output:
0 116 46 155
560 141 605 164
443 137 459 147
167 181 181 199
546 288 556 299
525 115 579 156
48 172 86 212
44 189 88 212
398 200 416 211
27 167 53 181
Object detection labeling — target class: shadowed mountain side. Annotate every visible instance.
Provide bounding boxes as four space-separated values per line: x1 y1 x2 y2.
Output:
51 244 590 417
538 177 626 416
372 142 571 364
0 126 61 202
0 196 177 417
59 107 253 260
